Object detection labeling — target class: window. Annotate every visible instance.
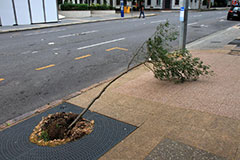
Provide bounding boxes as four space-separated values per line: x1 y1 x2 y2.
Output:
233 7 239 11
156 0 161 6
147 0 151 5
175 0 179 5
117 0 120 5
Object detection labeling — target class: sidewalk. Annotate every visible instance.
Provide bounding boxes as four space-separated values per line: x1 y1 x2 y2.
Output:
66 47 240 159
0 12 156 33
63 26 240 159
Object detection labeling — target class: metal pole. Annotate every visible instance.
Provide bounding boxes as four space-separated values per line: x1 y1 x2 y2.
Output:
120 0 124 17
179 0 189 50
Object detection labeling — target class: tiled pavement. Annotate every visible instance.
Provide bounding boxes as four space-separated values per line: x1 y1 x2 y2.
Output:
68 48 240 159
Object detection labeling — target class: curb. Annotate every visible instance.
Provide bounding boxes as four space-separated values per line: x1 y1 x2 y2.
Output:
0 13 155 130
0 75 115 131
0 14 156 34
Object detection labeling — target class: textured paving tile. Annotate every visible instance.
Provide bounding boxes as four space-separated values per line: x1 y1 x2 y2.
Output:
145 139 226 160
113 52 240 120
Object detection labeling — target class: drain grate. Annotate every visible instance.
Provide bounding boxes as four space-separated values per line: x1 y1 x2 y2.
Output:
0 103 136 160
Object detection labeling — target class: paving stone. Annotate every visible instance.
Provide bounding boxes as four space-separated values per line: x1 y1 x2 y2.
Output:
192 149 226 160
145 139 226 160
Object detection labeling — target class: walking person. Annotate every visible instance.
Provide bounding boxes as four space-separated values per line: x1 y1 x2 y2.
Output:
139 1 145 18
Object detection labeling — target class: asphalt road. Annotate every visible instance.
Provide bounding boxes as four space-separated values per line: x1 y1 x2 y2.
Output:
0 10 239 124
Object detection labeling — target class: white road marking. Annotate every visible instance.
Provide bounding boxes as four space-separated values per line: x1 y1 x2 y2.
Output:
58 30 98 38
188 22 198 26
24 29 65 36
32 51 38 54
58 34 75 38
81 30 98 34
53 48 60 51
200 24 208 28
150 20 166 24
219 19 225 22
193 15 202 17
48 42 55 45
54 53 59 55
77 38 125 50
217 16 225 19
21 51 31 55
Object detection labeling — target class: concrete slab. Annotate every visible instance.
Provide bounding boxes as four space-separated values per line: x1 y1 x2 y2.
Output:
145 138 226 160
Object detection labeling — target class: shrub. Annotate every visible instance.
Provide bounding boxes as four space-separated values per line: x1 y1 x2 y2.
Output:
91 4 109 10
61 3 89 10
61 3 115 10
146 22 213 83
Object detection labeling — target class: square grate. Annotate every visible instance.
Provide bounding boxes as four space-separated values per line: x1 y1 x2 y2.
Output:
0 103 136 160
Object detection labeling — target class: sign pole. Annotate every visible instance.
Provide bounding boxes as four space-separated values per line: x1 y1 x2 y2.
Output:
121 0 124 17
179 0 189 51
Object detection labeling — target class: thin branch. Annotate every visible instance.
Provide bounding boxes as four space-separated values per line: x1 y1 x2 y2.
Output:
69 24 161 129
68 62 144 129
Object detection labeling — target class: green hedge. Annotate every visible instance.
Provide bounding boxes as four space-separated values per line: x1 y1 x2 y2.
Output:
61 3 115 10
61 3 89 10
90 4 115 10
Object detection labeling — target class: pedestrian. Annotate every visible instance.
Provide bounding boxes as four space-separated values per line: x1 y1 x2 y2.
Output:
139 2 145 18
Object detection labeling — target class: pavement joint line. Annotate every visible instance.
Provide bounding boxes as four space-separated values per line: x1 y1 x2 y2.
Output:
35 64 56 71
75 54 91 60
0 78 4 82
106 47 128 51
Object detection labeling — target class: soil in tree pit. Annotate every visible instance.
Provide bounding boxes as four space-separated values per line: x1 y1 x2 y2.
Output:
29 112 94 147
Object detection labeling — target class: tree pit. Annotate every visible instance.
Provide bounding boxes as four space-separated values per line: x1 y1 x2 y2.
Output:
29 112 94 147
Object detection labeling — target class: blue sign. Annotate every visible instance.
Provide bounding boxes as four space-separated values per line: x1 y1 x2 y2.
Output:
180 7 184 22
121 0 124 17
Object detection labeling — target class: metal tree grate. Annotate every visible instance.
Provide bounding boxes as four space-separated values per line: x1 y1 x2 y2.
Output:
0 103 136 160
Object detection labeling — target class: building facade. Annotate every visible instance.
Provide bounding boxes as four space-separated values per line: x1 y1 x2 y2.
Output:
62 0 206 9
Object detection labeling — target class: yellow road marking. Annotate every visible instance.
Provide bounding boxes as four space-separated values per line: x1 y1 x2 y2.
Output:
106 47 128 52
35 64 55 71
75 54 91 60
106 47 117 51
116 47 128 51
0 78 4 82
